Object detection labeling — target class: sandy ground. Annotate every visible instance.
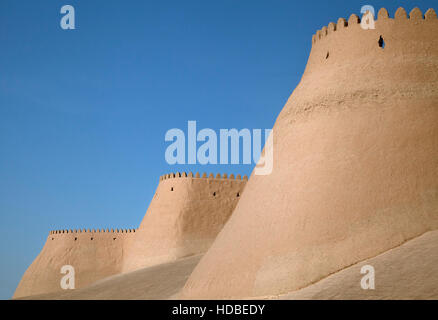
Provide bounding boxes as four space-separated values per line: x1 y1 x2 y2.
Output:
16 231 437 300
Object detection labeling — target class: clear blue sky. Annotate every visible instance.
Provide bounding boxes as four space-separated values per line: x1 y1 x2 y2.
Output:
0 0 435 299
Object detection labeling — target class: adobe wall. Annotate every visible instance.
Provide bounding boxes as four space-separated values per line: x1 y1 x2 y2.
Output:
121 172 247 273
14 171 247 298
181 7 438 298
13 229 136 298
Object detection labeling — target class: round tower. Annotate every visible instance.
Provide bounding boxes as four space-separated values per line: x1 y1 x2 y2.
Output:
181 7 438 298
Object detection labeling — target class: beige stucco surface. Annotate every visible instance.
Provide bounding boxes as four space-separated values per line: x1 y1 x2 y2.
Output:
272 231 438 300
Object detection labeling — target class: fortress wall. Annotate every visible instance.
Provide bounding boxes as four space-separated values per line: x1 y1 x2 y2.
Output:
121 173 247 273
13 229 136 299
14 172 247 298
181 8 438 298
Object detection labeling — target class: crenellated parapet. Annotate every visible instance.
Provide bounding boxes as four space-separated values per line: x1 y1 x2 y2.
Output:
159 172 248 181
312 7 437 44
49 229 137 235
277 6 438 123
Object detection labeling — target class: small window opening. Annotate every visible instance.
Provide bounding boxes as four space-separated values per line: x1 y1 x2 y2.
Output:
237 192 240 197
378 36 385 48
113 237 116 240
171 187 174 191
90 237 94 240
51 238 54 240
213 192 216 196
74 237 77 241
326 51 329 59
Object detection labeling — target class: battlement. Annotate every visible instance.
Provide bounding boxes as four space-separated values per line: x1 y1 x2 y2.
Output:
49 229 137 235
15 226 136 298
312 7 437 44
280 5 438 122
160 172 248 181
